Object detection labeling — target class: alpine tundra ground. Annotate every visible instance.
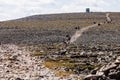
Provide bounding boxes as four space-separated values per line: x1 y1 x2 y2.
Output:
0 12 120 80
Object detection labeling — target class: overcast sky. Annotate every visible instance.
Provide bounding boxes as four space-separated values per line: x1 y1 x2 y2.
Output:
0 0 120 21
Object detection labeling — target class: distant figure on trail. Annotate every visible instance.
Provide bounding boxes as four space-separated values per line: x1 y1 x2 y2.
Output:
93 22 96 24
64 34 70 44
106 13 112 23
66 34 70 42
75 26 80 30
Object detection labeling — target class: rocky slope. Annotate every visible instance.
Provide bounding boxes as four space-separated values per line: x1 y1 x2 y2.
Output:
1 44 120 80
84 56 120 80
0 12 120 46
0 44 81 80
19 43 120 80
0 12 120 80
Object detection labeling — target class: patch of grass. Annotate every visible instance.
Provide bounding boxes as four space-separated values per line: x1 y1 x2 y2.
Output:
31 52 44 57
44 61 77 69
82 65 97 70
55 70 73 77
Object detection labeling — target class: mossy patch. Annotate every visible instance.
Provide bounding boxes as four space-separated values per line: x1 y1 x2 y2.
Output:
44 61 77 69
31 52 44 57
55 70 73 77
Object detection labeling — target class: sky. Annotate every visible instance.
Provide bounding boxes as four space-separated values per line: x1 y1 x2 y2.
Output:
0 0 120 21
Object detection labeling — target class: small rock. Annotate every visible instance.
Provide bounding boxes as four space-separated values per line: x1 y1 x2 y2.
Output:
115 59 120 64
64 68 70 72
101 63 117 72
8 77 15 80
91 70 97 74
108 71 120 79
15 78 22 80
116 65 120 70
84 74 102 80
96 71 104 76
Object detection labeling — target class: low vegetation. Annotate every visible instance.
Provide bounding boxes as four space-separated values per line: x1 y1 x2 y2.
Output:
0 12 119 45
1 12 120 78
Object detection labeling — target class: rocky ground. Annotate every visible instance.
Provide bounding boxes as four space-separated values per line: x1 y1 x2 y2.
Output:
0 12 120 46
18 43 120 79
0 44 120 80
0 12 120 80
84 55 120 80
0 44 81 80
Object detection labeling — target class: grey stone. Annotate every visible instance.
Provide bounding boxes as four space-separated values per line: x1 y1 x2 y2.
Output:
15 78 22 80
101 63 117 72
84 74 102 80
108 71 120 79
